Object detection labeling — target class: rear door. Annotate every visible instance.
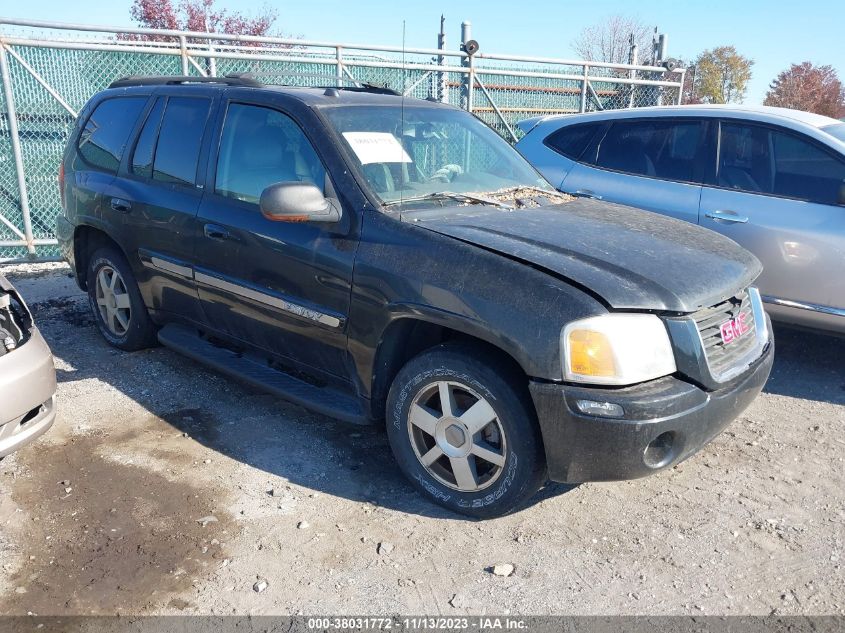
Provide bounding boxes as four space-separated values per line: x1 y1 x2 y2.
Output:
192 96 358 378
561 118 706 224
114 92 217 322
699 120 845 316
69 94 149 243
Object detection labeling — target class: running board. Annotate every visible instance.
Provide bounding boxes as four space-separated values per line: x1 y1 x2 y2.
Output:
157 324 368 425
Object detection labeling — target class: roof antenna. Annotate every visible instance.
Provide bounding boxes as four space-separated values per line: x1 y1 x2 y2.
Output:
399 19 406 222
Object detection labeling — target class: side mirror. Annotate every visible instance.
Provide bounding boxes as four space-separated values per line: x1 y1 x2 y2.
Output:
838 182 845 206
259 182 341 223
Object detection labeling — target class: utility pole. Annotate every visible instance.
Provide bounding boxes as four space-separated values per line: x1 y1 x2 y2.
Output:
460 21 472 112
628 33 638 108
435 15 447 103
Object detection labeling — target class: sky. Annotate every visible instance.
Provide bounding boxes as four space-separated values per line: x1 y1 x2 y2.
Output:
3 0 844 104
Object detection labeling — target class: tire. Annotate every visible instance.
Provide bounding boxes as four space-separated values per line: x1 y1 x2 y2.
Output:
86 246 157 351
386 343 546 518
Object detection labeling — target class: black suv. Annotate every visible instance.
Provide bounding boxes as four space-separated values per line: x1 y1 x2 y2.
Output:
57 76 774 518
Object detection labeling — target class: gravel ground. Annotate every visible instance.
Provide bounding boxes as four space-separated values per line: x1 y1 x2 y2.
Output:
0 262 842 616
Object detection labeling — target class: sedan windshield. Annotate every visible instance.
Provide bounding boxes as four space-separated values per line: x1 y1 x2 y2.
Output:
322 104 555 207
822 123 845 144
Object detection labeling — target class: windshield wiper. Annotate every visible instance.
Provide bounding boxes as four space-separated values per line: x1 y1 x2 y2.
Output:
385 191 512 209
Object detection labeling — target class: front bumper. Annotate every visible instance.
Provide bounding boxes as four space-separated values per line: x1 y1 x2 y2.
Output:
0 327 57 458
530 336 774 483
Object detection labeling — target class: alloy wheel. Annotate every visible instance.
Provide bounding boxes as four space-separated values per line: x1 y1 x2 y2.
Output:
407 380 507 492
95 265 131 337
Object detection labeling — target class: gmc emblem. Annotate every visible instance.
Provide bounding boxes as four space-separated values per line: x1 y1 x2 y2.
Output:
720 312 750 345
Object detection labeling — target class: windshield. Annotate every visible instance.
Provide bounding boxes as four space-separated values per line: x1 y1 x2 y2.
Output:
822 123 845 144
322 104 554 207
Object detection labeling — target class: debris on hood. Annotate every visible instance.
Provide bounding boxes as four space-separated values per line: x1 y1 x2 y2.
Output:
464 186 574 208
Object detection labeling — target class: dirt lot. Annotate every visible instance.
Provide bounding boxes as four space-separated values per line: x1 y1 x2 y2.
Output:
0 262 842 616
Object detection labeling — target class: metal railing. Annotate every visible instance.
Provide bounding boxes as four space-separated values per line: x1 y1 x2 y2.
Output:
0 17 684 261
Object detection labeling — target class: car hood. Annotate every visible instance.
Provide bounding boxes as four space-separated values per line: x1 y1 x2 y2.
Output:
408 198 762 313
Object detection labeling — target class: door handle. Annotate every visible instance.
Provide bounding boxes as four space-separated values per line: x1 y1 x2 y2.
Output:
705 210 749 224
204 223 234 241
572 189 602 200
110 197 132 213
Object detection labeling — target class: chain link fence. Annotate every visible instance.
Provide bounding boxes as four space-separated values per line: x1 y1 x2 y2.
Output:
0 18 684 261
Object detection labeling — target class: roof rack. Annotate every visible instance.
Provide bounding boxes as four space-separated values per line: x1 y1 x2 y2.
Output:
226 72 401 96
108 75 263 89
108 73 401 96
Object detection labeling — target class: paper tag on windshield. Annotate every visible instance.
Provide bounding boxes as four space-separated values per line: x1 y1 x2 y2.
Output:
342 132 412 165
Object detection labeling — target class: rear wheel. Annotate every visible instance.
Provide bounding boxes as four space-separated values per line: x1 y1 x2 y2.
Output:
86 247 157 351
386 344 546 518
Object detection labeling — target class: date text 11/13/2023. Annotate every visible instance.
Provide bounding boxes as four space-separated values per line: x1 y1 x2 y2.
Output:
306 617 529 630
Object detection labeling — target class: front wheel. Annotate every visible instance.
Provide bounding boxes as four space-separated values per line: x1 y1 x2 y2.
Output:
386 344 546 518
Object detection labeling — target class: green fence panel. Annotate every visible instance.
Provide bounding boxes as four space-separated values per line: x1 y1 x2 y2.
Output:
0 28 682 261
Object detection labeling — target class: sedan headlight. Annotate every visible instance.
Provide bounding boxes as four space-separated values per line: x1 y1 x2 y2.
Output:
561 314 677 385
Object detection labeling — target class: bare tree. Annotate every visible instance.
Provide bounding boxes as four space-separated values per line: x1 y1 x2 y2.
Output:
572 15 653 64
679 59 703 104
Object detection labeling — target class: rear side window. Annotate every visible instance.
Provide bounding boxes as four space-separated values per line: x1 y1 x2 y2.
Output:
544 123 598 160
76 97 147 173
149 97 211 186
718 123 845 205
131 98 165 178
595 119 704 183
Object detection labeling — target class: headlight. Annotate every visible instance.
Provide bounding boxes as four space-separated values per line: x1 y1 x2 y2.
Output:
561 314 677 385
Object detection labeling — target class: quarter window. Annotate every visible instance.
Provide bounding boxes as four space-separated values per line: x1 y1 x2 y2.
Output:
76 97 147 173
544 123 598 160
718 123 845 206
215 103 326 204
594 120 704 183
131 97 165 178
150 97 211 186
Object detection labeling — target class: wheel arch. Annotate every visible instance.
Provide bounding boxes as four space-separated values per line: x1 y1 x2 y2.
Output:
72 224 130 291
369 313 532 422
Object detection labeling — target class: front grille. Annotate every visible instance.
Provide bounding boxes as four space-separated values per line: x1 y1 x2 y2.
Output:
692 289 759 380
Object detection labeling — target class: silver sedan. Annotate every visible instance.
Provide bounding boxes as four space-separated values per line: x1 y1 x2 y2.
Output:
516 105 845 335
0 274 56 458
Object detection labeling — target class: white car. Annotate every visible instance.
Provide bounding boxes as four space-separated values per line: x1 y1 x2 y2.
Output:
516 105 845 335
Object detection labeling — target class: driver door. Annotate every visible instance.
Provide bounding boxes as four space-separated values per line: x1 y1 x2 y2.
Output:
192 98 357 377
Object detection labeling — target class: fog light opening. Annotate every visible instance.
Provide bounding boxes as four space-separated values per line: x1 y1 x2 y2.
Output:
574 399 624 418
643 431 677 469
